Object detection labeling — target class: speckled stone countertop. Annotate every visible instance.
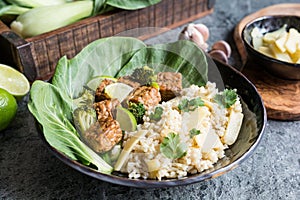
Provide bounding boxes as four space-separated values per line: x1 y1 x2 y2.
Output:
1 0 299 199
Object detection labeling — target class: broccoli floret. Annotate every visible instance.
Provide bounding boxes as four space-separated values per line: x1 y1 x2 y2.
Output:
131 66 157 86
73 106 97 134
128 102 146 124
73 88 95 109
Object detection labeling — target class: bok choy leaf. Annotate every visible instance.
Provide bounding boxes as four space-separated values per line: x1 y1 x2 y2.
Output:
106 0 162 10
117 40 208 87
52 37 146 100
28 81 113 174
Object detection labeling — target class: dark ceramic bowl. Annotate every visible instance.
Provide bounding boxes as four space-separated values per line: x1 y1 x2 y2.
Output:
242 15 300 80
37 58 267 188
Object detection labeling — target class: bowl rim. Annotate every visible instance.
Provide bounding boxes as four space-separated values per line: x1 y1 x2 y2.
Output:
35 59 267 188
242 15 300 68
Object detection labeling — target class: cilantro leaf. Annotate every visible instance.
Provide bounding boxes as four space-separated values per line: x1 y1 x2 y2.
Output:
178 99 189 112
189 128 201 138
214 89 237 108
128 102 146 124
178 97 204 112
160 132 187 159
149 106 164 121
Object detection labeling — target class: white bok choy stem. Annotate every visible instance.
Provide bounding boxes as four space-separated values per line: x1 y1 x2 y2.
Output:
114 130 148 171
6 0 67 8
10 1 93 38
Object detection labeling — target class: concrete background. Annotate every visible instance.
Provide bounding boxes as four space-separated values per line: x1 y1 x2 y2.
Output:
1 0 300 199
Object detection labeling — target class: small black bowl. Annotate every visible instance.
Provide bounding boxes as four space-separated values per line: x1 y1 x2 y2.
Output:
242 15 300 80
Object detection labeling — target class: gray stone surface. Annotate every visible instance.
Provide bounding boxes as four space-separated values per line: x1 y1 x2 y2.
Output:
1 0 300 199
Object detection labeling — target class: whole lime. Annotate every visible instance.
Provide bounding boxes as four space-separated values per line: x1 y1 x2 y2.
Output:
0 88 17 131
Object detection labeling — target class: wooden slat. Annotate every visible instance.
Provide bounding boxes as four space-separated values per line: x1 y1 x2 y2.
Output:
125 11 139 30
45 35 61 75
57 30 76 59
181 0 190 20
99 15 113 38
86 21 100 43
73 26 89 53
173 0 183 23
31 40 50 78
165 1 174 26
112 11 126 35
154 2 167 27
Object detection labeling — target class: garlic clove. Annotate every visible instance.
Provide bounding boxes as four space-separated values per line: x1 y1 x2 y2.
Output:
209 49 228 63
179 23 209 51
211 40 232 58
194 23 210 42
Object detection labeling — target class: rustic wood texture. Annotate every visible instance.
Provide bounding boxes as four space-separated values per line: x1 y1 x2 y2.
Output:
0 0 214 81
234 3 300 121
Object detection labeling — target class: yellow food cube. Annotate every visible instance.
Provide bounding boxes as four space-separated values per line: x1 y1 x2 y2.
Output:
285 28 300 54
251 27 263 50
146 159 160 172
291 49 300 63
263 24 287 43
253 37 263 50
258 46 273 58
275 31 288 52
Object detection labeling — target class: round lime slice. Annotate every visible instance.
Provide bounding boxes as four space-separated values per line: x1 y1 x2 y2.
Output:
86 75 117 91
104 82 133 103
0 64 30 98
116 106 137 132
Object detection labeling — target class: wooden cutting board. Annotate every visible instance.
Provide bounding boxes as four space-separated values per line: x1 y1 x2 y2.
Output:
233 3 300 121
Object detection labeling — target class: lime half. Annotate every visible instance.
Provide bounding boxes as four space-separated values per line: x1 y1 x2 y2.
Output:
86 75 117 91
0 88 17 131
0 64 30 98
116 106 137 132
104 82 133 103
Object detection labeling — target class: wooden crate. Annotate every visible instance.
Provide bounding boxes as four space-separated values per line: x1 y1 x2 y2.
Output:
0 0 215 81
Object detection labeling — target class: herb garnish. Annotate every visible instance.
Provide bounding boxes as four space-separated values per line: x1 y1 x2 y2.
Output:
149 107 163 121
213 89 237 108
189 128 201 138
160 132 187 159
178 97 205 112
128 102 146 124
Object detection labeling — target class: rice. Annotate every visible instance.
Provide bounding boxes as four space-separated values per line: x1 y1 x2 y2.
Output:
120 82 243 180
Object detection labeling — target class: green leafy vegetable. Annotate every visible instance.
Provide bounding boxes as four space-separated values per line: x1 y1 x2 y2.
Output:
189 128 201 138
10 1 93 38
106 0 161 10
160 132 187 159
178 97 204 112
6 0 66 8
149 106 163 121
117 40 208 87
128 102 146 124
214 89 237 108
28 81 113 174
52 37 146 100
0 4 29 16
93 0 161 14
